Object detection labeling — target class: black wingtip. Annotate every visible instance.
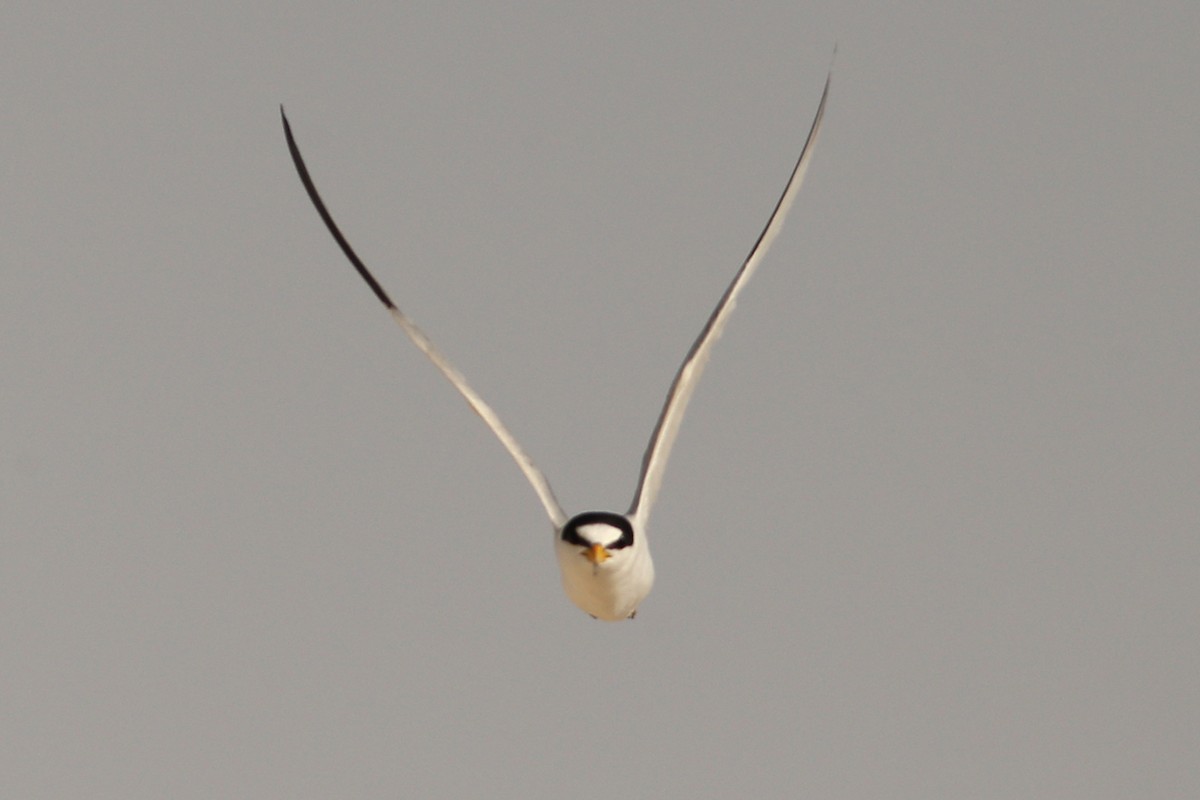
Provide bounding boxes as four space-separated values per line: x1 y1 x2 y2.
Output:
823 44 837 97
280 108 399 312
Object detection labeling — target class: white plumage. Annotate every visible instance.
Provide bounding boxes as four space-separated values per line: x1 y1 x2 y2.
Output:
281 69 830 621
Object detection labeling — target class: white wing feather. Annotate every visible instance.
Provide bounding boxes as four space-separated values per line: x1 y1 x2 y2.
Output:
282 109 568 529
627 72 831 525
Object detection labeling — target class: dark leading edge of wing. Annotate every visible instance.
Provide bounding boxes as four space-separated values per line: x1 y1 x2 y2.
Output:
280 107 397 312
280 106 570 528
279 69 829 532
626 70 831 521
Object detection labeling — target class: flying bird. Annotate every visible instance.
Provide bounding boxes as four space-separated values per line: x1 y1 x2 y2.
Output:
281 71 829 621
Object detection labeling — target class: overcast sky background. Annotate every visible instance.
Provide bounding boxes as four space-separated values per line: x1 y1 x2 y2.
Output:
3 3 1197 797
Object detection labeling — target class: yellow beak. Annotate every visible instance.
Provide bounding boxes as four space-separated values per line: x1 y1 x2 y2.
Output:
583 543 611 564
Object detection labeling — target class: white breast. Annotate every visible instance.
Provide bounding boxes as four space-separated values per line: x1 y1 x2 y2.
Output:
555 535 655 621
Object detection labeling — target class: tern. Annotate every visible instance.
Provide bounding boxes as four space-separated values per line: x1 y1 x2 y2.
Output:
281 71 829 621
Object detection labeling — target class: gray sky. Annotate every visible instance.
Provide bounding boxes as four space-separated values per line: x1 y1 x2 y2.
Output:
3 3 1197 797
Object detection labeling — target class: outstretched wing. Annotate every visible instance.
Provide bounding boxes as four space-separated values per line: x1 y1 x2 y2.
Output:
281 108 568 529
627 71 831 525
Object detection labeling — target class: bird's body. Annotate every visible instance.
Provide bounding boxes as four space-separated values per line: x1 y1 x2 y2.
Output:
556 512 654 621
281 68 829 620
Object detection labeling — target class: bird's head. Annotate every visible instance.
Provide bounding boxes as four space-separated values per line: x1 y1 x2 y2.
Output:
560 511 635 567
